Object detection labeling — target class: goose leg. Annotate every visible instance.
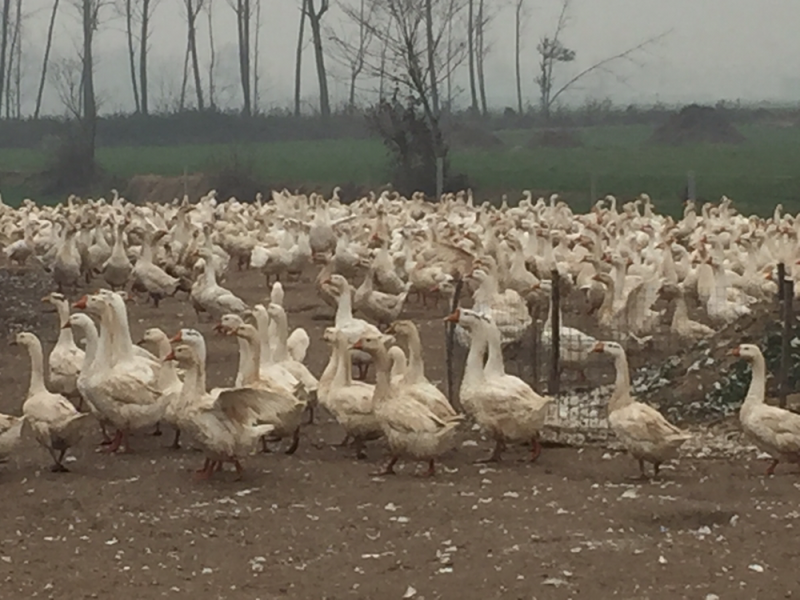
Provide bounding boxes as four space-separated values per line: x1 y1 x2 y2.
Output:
260 436 272 453
530 438 542 463
99 423 113 445
102 429 124 453
49 449 69 473
170 429 181 450
415 459 436 478
371 455 399 476
194 459 215 480
653 461 662 477
354 437 367 460
337 433 352 447
305 404 315 425
766 458 779 476
232 459 244 481
195 458 211 473
285 428 301 455
152 422 163 437
476 439 505 463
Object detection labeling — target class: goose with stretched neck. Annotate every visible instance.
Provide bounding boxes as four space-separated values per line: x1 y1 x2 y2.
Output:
319 328 381 458
41 292 85 406
352 333 461 477
11 332 93 472
164 344 276 481
592 341 691 479
385 320 457 420
137 327 184 449
732 344 800 475
63 312 115 445
219 318 306 456
73 292 165 453
446 308 549 463
322 274 380 380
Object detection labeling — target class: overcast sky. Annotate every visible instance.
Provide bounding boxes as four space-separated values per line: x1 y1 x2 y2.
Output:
17 0 800 116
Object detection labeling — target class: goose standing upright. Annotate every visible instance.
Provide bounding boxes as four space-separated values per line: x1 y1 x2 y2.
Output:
592 341 691 479
12 332 93 472
41 292 85 406
731 344 800 475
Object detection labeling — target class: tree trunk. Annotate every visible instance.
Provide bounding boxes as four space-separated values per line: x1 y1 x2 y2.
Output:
466 0 477 111
124 0 140 112
424 0 439 116
4 0 19 118
206 0 216 109
252 0 261 113
235 0 251 115
293 0 306 117
306 0 330 118
0 0 11 115
179 36 189 110
81 0 97 168
514 0 523 114
476 0 487 116
139 0 151 115
34 0 60 119
186 0 204 110
11 0 20 117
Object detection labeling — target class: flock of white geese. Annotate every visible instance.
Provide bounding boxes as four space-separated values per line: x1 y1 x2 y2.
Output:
0 189 799 481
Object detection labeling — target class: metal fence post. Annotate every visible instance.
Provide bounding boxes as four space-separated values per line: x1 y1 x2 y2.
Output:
548 269 560 396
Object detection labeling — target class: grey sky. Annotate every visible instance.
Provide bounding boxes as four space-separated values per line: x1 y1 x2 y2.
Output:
20 0 800 116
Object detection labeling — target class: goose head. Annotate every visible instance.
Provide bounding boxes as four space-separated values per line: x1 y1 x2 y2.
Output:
217 313 246 335
322 327 338 345
443 307 492 330
73 293 108 317
11 331 38 348
385 319 417 340
138 327 168 347
322 274 349 297
163 343 197 366
730 343 762 361
351 332 395 355
591 340 624 357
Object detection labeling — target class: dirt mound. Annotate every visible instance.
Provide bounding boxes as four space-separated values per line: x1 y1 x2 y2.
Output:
526 128 584 148
650 104 746 145
446 123 504 150
123 173 213 204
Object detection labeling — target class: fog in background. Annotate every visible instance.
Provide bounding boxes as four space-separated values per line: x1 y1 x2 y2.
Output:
18 0 800 116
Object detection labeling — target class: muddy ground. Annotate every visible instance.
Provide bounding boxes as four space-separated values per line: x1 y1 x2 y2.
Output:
0 267 798 600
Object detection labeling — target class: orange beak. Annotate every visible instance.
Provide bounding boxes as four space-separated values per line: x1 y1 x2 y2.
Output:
73 295 88 309
61 322 72 329
164 350 176 361
730 346 741 357
592 341 605 353
169 331 183 343
443 309 460 323
352 339 364 350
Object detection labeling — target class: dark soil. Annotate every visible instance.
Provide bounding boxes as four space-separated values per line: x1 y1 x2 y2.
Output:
526 129 584 149
0 267 798 599
650 104 746 146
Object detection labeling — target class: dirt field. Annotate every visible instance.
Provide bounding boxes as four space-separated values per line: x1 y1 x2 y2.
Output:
0 268 798 600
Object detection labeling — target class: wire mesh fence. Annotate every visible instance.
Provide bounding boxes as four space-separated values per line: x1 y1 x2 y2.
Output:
444 263 798 447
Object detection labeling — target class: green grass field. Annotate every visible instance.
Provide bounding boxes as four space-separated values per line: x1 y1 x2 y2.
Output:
1 124 798 216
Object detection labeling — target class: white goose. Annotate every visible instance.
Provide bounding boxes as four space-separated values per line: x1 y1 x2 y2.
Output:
12 332 93 472
41 292 85 405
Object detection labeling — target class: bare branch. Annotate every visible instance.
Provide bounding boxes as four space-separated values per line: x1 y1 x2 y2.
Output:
548 30 671 107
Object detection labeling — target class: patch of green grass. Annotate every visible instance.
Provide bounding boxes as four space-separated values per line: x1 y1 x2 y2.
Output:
1 124 798 215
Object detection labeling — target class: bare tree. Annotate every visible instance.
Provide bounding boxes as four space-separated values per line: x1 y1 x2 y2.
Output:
536 0 668 120
293 0 306 116
305 0 330 117
344 0 469 189
34 0 61 119
120 0 140 111
328 0 376 108
466 0 476 111
0 0 11 115
7 0 21 118
474 0 490 115
49 56 83 118
138 0 158 114
183 0 205 111
230 0 251 115
206 0 216 108
513 0 527 114
252 0 261 112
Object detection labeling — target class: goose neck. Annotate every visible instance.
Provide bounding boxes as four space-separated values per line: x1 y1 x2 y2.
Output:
609 351 634 412
743 354 766 407
25 339 48 397
483 323 505 377
403 328 426 383
372 346 393 403
462 323 488 387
